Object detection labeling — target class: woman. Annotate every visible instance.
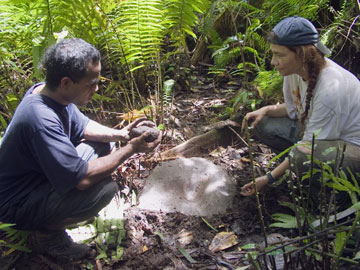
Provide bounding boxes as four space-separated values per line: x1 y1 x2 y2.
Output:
240 16 360 198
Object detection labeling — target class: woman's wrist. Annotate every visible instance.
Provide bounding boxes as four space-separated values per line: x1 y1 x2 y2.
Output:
266 172 276 184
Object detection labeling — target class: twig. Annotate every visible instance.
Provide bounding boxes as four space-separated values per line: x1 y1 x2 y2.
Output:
244 119 270 270
258 217 356 257
334 210 360 269
228 126 248 147
308 247 359 265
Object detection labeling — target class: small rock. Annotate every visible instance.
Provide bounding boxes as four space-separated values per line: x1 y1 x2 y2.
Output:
130 125 159 142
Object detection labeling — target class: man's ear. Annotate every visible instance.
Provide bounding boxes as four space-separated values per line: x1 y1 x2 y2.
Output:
59 77 73 90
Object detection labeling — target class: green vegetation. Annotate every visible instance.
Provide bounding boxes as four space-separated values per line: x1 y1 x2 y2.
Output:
0 0 359 268
242 130 360 269
1 0 358 133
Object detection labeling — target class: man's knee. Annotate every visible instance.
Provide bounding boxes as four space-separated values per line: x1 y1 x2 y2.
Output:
99 179 119 203
83 179 119 213
76 141 115 161
45 179 119 227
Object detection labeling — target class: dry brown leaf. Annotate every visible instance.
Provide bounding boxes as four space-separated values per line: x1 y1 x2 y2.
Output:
209 146 227 157
209 231 238 253
177 230 194 246
118 109 149 122
240 157 260 167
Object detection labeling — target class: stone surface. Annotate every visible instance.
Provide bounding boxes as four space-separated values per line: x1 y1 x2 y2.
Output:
138 157 236 216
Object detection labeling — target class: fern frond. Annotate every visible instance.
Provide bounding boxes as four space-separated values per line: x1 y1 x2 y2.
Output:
163 0 211 51
117 0 164 72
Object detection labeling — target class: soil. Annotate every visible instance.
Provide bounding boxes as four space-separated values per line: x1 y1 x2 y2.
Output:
0 73 358 270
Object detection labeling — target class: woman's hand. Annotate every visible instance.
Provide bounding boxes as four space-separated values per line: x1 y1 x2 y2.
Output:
240 175 269 196
242 107 268 132
242 104 288 132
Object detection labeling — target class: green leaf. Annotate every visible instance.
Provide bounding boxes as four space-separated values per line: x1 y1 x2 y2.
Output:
6 94 20 113
270 213 298 229
354 251 360 260
351 202 360 210
200 217 218 232
265 245 285 256
178 246 197 263
2 243 31 253
335 232 346 255
0 223 15 230
241 243 256 249
112 245 123 261
154 231 165 241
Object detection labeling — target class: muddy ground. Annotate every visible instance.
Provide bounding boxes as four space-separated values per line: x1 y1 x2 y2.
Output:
1 73 357 270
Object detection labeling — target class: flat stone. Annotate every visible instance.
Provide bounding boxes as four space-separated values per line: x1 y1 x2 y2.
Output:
138 157 236 216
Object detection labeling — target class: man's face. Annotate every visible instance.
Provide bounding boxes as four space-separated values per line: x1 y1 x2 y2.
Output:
68 61 101 106
270 44 302 77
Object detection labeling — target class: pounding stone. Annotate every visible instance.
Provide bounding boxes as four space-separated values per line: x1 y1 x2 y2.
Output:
138 157 236 216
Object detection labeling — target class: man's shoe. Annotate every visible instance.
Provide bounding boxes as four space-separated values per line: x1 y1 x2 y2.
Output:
28 229 90 263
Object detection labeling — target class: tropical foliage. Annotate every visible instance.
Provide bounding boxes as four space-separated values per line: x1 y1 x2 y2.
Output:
1 0 360 268
1 0 358 132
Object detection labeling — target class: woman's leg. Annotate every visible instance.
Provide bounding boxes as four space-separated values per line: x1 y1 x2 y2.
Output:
289 140 360 206
252 116 301 154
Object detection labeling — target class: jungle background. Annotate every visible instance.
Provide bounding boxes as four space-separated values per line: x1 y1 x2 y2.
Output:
0 0 360 269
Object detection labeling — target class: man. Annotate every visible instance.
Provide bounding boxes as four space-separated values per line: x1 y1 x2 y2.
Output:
0 38 161 262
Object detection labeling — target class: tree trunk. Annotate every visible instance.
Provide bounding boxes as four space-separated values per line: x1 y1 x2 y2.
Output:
161 119 242 159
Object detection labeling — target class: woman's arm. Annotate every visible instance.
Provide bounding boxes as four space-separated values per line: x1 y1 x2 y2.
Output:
242 103 288 130
240 158 290 196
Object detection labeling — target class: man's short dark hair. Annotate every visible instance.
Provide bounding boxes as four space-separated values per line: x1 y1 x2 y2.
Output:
41 38 101 90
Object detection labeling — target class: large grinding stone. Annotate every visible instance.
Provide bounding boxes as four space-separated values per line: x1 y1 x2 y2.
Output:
138 157 236 216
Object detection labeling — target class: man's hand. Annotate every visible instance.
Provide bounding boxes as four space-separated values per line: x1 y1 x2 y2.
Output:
129 129 162 153
119 117 156 142
240 175 269 196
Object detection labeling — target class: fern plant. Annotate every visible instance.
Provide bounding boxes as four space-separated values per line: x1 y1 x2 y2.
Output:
163 0 210 54
262 0 329 26
116 0 164 73
252 69 283 102
267 140 360 269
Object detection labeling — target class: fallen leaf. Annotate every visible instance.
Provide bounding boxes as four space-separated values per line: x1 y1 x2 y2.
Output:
240 157 260 167
209 231 238 253
209 146 227 157
118 109 149 122
177 230 194 246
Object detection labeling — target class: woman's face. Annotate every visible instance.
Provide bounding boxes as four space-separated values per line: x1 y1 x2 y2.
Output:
270 43 303 77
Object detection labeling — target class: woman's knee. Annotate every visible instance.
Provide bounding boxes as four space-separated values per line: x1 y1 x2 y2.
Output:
253 116 274 137
289 144 315 176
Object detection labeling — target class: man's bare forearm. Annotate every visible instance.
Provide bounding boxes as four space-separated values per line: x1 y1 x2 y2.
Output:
84 120 127 142
76 144 135 190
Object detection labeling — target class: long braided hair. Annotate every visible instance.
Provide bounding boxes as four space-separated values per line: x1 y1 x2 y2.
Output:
288 45 327 128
